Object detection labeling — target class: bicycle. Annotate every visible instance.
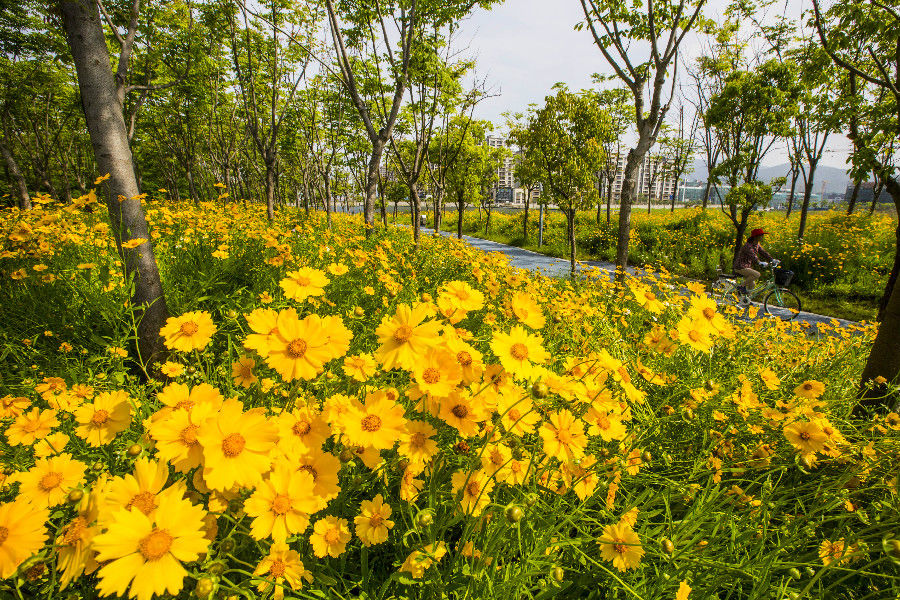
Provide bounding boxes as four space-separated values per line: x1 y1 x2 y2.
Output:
710 260 802 321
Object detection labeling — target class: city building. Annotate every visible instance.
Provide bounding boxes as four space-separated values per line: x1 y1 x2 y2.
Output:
485 135 541 205
601 153 678 204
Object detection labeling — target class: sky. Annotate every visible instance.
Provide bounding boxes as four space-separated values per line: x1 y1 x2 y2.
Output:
455 0 854 171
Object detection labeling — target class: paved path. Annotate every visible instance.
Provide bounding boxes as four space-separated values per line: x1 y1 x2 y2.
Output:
422 228 862 332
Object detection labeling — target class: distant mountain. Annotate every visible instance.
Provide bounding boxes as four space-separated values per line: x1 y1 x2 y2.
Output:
688 161 851 195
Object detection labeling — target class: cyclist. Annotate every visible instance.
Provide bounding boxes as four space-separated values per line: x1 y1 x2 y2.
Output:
733 228 774 302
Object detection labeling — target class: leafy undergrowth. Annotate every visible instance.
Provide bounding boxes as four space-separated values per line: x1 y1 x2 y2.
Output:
1 194 898 600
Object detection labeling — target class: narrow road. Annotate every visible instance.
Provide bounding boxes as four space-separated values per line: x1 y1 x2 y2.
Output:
423 228 863 333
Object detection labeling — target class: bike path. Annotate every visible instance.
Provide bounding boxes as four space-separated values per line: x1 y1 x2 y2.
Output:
421 227 864 333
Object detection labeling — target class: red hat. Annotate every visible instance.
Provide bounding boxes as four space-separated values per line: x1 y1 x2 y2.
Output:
750 228 767 238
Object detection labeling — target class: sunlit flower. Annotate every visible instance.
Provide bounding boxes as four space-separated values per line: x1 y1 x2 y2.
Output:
375 303 442 370
783 420 828 455
253 542 313 600
539 410 587 463
0 498 50 578
398 420 438 467
511 291 546 329
74 390 131 447
160 311 216 352
244 464 319 542
343 353 377 381
451 470 494 516
231 356 258 388
597 521 644 572
354 494 395 546
310 516 351 558
103 458 185 524
399 542 447 579
794 380 825 399
15 453 86 508
490 326 549 378
279 267 329 302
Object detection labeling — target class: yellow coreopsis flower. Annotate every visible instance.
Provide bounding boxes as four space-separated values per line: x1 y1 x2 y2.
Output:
539 409 587 463
375 303 442 371
597 521 644 572
244 465 320 542
263 309 351 382
399 542 447 578
794 380 825 399
6 407 58 446
343 353 378 381
93 494 210 600
397 420 438 467
310 516 351 558
57 487 102 588
354 494 395 546
74 390 131 447
279 267 329 302
253 542 313 600
0 499 50 578
451 469 494 516
676 315 714 353
783 420 828 455
342 394 407 451
15 453 86 508
412 348 463 398
511 291 546 329
231 356 258 388
490 326 550 379
276 406 331 457
759 368 780 391
103 458 186 524
160 311 216 352
197 398 279 491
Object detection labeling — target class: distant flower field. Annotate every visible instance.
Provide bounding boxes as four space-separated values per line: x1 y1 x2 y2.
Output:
0 193 898 599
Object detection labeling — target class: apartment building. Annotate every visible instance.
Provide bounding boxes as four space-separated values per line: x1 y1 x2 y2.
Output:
601 153 678 203
485 135 541 205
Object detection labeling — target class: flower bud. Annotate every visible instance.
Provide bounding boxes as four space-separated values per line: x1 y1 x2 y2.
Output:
531 381 549 399
126 444 142 457
415 510 434 528
505 505 524 523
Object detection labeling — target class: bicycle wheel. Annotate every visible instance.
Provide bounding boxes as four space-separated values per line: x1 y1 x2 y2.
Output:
764 288 802 321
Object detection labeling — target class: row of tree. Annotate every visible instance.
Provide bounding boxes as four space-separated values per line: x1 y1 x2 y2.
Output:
1 0 898 408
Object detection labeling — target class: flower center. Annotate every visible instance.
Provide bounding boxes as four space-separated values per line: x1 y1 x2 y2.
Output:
393 325 413 343
799 431 811 441
324 528 342 544
688 330 701 342
507 409 521 421
39 472 62 492
292 421 312 436
91 409 109 425
295 276 311 286
465 481 480 497
0 526 9 545
410 432 426 448
645 292 656 301
456 351 472 366
271 495 291 515
175 399 194 411
369 514 384 528
23 420 40 433
127 491 157 515
613 541 627 555
510 343 529 360
703 307 715 320
286 339 308 359
221 433 246 457
180 425 199 445
803 383 813 391
361 415 382 432
180 321 199 336
596 415 610 429
139 528 173 561
422 368 441 384
62 517 87 546
269 559 286 578
451 404 468 419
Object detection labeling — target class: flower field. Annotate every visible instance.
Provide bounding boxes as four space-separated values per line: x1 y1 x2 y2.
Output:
444 208 896 320
1 194 899 600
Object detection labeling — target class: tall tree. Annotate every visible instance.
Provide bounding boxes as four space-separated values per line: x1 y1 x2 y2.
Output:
660 104 698 212
578 0 707 270
813 0 900 404
59 0 169 370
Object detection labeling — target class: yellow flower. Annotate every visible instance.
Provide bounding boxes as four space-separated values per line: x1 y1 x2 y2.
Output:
354 494 395 546
794 380 825 399
93 493 210 600
783 420 828 455
0 394 30 419
759 368 780 391
490 326 549 379
160 311 217 352
231 356 258 388
310 516 351 558
276 406 331 457
120 237 147 249
451 470 494 516
511 292 546 329
398 420 438 467
597 521 644 572
539 410 587 463
412 348 463 398
103 458 185 524
295 449 342 502
279 267 329 302
15 453 86 508
399 542 447 578
676 580 692 600
342 393 407 451
197 399 279 491
676 315 713 353
253 542 313 600
0 498 50 578
74 390 132 447
149 400 218 473
262 309 351 382
57 487 102 588
438 391 483 437
343 353 378 382
244 464 320 542
374 303 442 371
327 262 349 276
6 408 58 446
34 432 70 458
160 362 184 377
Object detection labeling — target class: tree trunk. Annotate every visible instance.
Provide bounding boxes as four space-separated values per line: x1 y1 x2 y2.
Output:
732 213 750 265
606 180 613 224
846 180 861 215
61 0 169 370
0 136 30 210
523 191 530 243
264 159 275 222
859 175 900 411
568 207 576 275
538 202 545 247
324 171 333 229
616 145 646 269
364 142 385 236
797 171 816 240
785 168 799 218
410 184 420 244
870 179 884 214
701 178 713 211
457 192 464 239
434 186 443 232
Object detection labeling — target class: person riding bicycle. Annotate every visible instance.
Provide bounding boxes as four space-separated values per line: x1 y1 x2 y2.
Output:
733 228 774 298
